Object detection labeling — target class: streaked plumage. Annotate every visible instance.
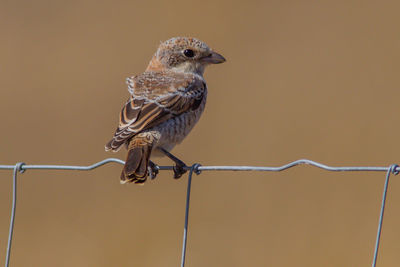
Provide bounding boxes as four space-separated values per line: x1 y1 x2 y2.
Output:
105 37 225 184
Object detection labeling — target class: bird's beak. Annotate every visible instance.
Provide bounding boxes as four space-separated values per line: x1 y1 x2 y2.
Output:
201 51 226 64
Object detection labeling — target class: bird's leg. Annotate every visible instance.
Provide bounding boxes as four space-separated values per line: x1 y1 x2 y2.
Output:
159 148 187 179
148 160 159 180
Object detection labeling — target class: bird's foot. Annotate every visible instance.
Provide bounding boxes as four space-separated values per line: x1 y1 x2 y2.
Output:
159 148 188 179
173 161 187 179
148 161 159 180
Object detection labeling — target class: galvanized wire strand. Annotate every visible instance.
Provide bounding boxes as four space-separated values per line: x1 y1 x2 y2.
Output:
1 158 399 173
1 158 399 267
196 159 392 172
180 164 201 267
5 163 24 267
0 158 125 171
372 164 399 267
0 158 400 172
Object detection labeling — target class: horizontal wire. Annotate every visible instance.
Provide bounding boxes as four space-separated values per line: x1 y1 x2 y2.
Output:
0 158 398 173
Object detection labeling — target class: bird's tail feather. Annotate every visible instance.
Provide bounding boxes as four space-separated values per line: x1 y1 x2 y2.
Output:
120 134 154 184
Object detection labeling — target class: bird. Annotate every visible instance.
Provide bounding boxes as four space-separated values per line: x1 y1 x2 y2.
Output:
105 37 226 184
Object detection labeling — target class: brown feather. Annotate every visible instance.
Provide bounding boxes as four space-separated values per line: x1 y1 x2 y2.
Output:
120 133 155 184
105 71 206 152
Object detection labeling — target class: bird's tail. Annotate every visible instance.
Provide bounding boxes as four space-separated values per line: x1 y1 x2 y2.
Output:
121 133 156 184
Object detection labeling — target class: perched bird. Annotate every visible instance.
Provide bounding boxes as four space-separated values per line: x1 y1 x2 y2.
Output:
105 37 225 184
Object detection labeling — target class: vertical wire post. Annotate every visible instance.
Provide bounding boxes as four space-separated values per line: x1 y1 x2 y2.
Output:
180 164 201 267
371 164 399 267
5 163 24 267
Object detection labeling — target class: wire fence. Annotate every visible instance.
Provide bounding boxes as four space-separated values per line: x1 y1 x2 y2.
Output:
1 158 399 267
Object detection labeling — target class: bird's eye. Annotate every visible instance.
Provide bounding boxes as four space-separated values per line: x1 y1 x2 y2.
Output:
183 49 195 58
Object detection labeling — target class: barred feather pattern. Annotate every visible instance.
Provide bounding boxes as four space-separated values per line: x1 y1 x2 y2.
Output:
105 71 207 154
120 131 159 184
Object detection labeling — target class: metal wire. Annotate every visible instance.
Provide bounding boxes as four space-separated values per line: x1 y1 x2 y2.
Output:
4 163 24 267
1 158 399 172
1 158 399 267
180 164 201 267
372 164 399 267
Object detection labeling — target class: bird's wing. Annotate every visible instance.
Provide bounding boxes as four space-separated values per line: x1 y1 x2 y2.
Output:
105 72 206 151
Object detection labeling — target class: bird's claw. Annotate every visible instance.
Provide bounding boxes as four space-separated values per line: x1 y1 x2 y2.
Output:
173 163 187 179
158 148 188 179
148 161 159 180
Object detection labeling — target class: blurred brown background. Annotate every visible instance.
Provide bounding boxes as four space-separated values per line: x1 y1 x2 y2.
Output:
1 0 399 266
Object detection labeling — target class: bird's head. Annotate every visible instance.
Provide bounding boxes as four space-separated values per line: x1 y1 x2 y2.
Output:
146 37 226 75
